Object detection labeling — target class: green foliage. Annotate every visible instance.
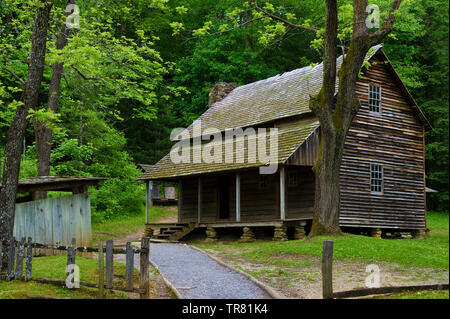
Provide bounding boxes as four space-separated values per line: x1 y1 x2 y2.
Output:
1 0 448 219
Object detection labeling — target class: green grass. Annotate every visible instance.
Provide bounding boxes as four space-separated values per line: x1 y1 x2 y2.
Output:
197 211 449 270
92 206 177 243
0 255 136 299
426 211 449 231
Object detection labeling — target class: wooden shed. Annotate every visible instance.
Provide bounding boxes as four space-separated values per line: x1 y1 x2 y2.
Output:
0 176 105 248
139 45 431 241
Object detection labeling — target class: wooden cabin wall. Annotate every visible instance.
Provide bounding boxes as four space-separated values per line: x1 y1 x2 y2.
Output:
286 128 320 166
240 170 278 221
340 57 426 230
179 177 198 223
179 170 280 223
285 166 315 219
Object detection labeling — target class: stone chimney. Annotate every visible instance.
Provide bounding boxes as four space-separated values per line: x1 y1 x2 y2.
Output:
208 82 236 107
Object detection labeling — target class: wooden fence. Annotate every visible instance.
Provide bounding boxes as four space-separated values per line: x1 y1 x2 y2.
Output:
321 240 449 299
0 236 151 299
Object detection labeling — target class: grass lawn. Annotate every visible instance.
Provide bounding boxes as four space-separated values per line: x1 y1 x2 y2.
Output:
92 206 177 243
0 255 137 299
197 211 449 270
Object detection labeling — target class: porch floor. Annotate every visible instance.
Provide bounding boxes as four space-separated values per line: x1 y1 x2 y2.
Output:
145 218 310 229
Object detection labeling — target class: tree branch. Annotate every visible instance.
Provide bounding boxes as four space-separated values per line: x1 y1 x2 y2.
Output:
2 67 25 85
184 15 267 41
253 0 318 32
369 0 402 45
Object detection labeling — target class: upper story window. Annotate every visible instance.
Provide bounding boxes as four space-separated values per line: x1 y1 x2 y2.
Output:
370 164 383 194
288 171 298 187
259 175 268 190
369 84 381 113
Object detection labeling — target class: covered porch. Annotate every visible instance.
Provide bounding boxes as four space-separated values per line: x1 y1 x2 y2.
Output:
144 165 314 241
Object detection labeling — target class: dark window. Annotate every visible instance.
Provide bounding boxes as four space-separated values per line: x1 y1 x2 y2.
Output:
288 171 298 187
259 175 268 190
370 164 383 194
369 84 381 112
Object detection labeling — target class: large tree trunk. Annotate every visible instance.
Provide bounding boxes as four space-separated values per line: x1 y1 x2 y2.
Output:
0 1 52 246
34 0 75 200
308 0 402 237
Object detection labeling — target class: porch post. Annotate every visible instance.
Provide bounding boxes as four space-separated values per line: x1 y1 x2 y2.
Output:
236 172 241 222
280 166 286 220
197 177 202 224
178 179 182 223
145 180 153 224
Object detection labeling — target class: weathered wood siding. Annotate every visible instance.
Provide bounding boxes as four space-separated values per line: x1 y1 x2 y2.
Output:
240 170 277 221
13 194 92 246
339 58 426 230
179 177 198 223
179 170 280 223
286 166 315 219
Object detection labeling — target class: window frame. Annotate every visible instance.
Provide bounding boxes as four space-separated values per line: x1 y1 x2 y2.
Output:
368 83 382 114
370 164 384 194
288 170 298 187
259 174 268 190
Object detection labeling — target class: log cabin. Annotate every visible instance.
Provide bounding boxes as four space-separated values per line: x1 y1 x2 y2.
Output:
138 45 431 241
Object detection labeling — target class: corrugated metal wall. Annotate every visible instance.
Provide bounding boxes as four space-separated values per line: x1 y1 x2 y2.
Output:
13 194 92 247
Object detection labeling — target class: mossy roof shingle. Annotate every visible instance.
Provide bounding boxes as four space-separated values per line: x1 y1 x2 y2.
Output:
138 117 319 180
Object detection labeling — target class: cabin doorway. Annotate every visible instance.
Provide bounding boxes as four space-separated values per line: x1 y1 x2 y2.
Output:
218 177 230 219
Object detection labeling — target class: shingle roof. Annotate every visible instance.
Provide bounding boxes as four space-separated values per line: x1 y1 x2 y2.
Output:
138 117 319 180
184 55 340 139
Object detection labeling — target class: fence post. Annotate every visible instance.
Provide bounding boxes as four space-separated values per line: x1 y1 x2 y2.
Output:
105 240 114 289
98 240 104 299
67 238 76 271
24 237 32 281
322 240 334 299
125 242 134 291
7 237 16 280
139 237 150 299
15 237 25 279
0 239 3 275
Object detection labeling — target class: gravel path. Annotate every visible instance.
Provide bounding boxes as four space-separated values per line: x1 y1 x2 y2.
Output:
149 243 270 299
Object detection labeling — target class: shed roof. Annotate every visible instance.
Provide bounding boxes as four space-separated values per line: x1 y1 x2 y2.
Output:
1 176 106 193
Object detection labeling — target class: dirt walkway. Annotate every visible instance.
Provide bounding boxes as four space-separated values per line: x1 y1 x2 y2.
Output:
202 248 449 299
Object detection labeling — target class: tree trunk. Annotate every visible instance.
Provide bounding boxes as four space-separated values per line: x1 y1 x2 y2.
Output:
308 0 402 237
0 0 52 247
34 0 74 200
310 130 345 236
